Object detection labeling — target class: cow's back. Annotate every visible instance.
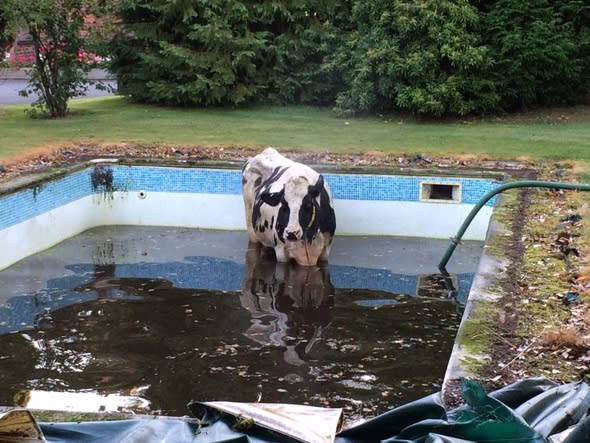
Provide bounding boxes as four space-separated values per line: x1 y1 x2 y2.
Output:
244 148 318 193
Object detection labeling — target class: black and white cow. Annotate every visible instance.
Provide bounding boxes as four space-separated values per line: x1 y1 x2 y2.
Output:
242 148 336 266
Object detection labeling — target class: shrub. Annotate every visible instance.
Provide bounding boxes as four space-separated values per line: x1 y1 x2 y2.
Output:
331 0 499 116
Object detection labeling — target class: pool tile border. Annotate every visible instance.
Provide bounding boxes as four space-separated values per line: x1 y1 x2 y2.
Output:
0 161 501 232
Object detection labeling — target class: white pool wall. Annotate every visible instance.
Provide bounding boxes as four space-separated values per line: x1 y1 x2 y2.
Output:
0 161 500 271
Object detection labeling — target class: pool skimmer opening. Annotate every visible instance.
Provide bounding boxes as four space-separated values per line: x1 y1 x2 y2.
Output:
420 182 461 203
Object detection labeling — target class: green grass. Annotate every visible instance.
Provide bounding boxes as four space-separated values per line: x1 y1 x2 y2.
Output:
1 96 590 161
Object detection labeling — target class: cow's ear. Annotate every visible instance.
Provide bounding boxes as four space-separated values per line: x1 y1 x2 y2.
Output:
309 175 324 198
260 190 283 206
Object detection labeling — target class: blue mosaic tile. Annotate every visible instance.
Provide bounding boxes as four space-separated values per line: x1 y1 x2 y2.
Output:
109 166 242 195
0 164 501 231
324 173 499 205
0 170 92 230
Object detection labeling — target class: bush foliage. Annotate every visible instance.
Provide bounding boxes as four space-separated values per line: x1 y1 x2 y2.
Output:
329 0 498 116
0 12 11 54
104 0 589 115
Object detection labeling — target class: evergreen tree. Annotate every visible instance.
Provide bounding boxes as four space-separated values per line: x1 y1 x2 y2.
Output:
110 0 259 105
109 0 340 106
249 0 344 105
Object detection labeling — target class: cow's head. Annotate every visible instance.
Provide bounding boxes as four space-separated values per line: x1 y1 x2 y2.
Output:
260 175 325 243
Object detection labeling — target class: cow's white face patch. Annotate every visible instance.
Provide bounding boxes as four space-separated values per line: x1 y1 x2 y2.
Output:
283 176 312 241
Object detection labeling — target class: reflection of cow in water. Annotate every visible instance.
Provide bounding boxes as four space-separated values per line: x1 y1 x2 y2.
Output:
240 244 334 366
242 148 336 266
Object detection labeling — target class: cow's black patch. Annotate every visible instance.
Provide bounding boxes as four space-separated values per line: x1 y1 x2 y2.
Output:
260 191 283 207
251 166 288 228
318 186 336 236
297 175 336 242
275 200 290 243
299 193 319 242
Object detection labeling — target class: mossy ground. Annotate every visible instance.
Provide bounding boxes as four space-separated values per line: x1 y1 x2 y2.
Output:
474 163 590 390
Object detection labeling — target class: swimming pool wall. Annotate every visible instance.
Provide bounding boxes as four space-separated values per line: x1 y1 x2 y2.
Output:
0 159 501 271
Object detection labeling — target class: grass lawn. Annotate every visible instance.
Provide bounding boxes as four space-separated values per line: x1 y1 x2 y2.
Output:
1 96 590 163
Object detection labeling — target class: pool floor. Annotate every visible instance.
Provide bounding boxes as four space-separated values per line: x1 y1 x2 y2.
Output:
0 226 483 420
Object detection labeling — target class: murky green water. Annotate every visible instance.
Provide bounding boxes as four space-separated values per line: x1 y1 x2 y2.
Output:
0 227 483 420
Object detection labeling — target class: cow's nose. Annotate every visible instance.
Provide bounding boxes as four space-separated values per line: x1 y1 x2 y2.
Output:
286 231 298 241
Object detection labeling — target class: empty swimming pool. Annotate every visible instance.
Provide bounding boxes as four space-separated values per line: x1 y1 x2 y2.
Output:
0 226 483 420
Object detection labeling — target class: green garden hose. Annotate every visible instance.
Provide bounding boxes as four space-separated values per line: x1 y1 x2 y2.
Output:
438 180 590 275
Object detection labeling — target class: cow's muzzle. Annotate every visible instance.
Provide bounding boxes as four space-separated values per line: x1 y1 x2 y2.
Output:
286 231 299 241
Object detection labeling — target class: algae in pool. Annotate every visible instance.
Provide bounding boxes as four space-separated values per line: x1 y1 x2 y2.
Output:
0 226 483 420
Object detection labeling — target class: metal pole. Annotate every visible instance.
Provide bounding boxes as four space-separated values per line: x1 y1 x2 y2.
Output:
438 180 590 275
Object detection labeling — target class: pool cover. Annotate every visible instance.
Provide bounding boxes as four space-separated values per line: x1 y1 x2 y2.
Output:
2 377 589 442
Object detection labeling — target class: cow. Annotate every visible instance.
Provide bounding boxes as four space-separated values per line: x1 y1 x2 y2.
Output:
242 148 336 266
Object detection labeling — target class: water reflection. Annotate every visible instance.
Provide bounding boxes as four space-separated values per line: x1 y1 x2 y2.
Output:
0 228 475 419
240 244 334 366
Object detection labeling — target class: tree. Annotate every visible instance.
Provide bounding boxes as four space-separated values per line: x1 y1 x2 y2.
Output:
1 0 106 118
477 0 589 111
109 0 264 106
109 0 341 106
0 12 12 55
247 0 345 105
330 0 498 116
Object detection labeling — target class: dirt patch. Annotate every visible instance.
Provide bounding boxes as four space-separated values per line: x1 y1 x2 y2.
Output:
475 188 534 390
0 143 538 185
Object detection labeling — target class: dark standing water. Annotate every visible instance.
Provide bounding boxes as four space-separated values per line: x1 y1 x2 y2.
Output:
0 226 483 421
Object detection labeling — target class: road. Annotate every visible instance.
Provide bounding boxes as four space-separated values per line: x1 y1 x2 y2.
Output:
0 69 117 104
